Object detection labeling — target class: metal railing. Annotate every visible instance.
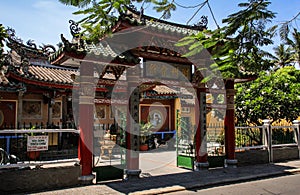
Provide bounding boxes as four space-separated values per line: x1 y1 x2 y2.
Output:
271 125 297 146
207 123 225 156
264 120 300 163
235 120 300 163
207 120 300 161
235 126 266 151
0 128 79 166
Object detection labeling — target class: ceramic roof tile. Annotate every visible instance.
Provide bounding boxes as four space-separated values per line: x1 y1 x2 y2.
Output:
19 65 77 84
142 15 201 36
153 85 177 95
85 43 118 57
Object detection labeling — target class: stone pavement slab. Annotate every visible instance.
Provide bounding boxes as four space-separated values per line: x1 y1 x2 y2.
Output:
30 159 300 195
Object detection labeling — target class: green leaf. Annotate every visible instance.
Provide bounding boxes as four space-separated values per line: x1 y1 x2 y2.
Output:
188 41 203 51
175 37 195 47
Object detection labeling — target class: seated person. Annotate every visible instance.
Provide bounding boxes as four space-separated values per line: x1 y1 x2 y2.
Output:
104 130 111 140
100 130 115 159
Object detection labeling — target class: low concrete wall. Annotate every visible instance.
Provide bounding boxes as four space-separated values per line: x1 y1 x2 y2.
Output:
0 164 80 194
236 149 269 166
273 146 299 162
236 146 299 166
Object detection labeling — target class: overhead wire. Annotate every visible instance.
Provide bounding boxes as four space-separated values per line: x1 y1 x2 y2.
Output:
182 0 220 29
139 0 221 29
186 1 208 25
207 0 220 29
174 1 207 9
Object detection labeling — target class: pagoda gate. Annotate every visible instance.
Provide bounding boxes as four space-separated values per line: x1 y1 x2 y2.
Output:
48 7 238 183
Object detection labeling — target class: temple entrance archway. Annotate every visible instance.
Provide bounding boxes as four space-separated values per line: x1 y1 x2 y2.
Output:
49 7 236 183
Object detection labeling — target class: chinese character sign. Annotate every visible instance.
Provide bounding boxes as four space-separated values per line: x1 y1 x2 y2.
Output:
144 61 192 81
27 136 49 152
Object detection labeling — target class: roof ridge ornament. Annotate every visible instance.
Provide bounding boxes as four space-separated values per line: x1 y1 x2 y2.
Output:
192 15 208 30
21 58 29 74
128 4 138 12
69 20 81 38
6 27 23 43
68 20 85 50
60 34 75 50
39 44 56 54
6 28 55 58
26 39 37 49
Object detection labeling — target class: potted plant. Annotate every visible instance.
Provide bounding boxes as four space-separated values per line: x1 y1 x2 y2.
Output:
139 122 153 151
26 126 41 160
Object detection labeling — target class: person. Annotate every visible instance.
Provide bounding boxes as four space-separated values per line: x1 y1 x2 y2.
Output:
151 113 161 127
104 130 111 140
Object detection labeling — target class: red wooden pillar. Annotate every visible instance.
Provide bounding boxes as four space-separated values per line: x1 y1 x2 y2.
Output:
78 62 95 183
195 87 209 170
224 79 237 167
125 66 141 179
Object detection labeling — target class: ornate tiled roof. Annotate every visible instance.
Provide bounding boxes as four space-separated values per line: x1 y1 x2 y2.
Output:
114 6 206 36
0 66 26 92
49 39 140 66
85 43 119 57
152 85 177 95
7 63 76 87
4 43 77 87
141 16 204 36
116 14 200 36
24 65 76 84
4 45 129 89
6 28 56 62
141 84 178 99
85 43 139 64
49 6 206 65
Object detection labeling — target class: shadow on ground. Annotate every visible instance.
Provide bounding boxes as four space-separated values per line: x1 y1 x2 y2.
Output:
100 163 296 194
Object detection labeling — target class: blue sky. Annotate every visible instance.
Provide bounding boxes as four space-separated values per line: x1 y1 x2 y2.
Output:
0 0 299 51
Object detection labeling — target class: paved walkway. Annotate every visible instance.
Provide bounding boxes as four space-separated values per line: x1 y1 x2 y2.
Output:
29 149 300 195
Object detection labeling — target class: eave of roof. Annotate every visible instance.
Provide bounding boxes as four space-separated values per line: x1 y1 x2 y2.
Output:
7 64 76 89
152 85 177 95
115 6 205 36
0 70 25 92
49 6 205 65
49 41 140 66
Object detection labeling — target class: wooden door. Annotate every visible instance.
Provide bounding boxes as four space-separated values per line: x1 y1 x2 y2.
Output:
0 101 17 129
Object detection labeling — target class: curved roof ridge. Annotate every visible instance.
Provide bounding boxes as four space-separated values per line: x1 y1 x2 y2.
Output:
125 5 207 31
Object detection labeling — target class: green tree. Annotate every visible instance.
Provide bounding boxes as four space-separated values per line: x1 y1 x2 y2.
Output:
58 1 299 77
286 28 300 66
59 0 92 8
177 0 276 79
271 44 294 68
235 66 300 126
276 11 300 66
0 24 8 67
58 0 176 42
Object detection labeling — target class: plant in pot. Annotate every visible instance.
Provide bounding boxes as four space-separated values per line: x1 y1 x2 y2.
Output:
26 126 41 160
139 122 153 151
